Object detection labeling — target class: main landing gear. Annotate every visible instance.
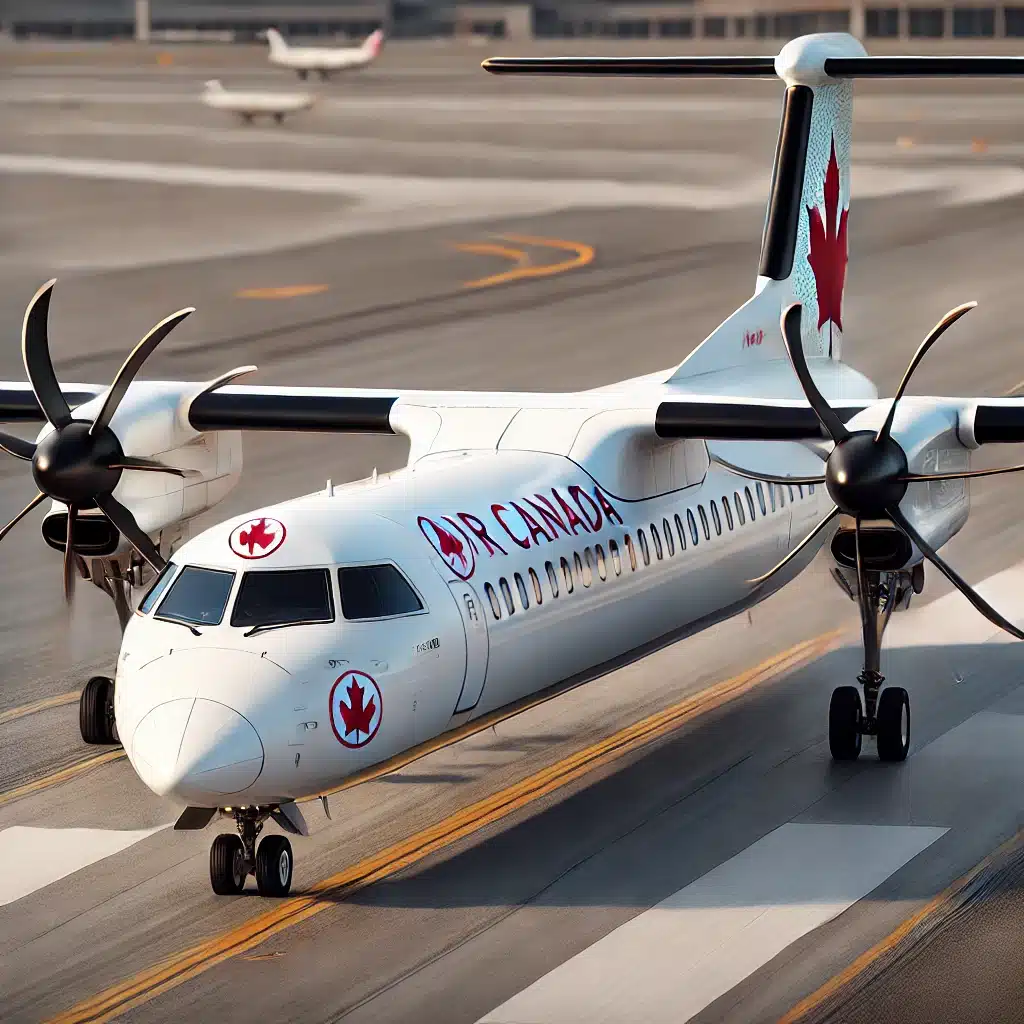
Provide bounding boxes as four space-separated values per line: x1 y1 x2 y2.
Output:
210 808 293 897
829 568 914 763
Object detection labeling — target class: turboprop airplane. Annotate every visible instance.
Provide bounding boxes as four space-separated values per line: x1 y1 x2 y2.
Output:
5 32 1024 897
265 26 384 80
200 79 315 124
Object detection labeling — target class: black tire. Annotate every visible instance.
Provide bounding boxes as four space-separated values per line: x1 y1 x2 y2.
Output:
829 686 863 761
79 676 116 745
210 834 247 895
256 835 293 897
297 70 308 80
877 687 911 762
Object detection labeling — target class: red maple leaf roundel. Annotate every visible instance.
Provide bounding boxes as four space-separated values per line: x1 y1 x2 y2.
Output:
239 519 275 554
330 671 382 748
806 135 849 351
339 679 375 737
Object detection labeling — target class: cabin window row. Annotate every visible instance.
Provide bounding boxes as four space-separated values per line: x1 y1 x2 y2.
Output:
481 481 814 620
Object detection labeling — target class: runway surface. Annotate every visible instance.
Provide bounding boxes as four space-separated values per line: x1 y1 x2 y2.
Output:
2 39 1024 1024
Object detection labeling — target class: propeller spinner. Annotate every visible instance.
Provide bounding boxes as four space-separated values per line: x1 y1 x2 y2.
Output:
0 280 189 603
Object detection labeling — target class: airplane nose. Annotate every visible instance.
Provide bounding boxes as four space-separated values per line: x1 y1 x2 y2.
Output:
132 698 264 799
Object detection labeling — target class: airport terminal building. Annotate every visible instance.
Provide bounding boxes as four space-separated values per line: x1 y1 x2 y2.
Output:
2 0 1022 41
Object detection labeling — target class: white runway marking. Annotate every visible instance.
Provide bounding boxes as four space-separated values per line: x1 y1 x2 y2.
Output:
479 823 945 1024
0 824 168 907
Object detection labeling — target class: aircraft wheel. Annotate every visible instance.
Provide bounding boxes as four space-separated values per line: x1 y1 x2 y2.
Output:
273 112 284 124
829 686 862 761
80 676 117 744
210 834 247 895
876 687 910 762
256 835 293 897
297 70 308 80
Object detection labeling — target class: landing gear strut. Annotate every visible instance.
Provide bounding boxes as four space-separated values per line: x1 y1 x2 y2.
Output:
829 568 912 763
209 808 293 896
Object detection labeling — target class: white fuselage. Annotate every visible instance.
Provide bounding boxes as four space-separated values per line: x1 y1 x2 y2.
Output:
115 443 831 810
201 81 314 118
268 30 382 74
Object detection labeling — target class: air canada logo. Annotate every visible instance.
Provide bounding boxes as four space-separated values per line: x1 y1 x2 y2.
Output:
229 517 286 559
418 516 475 580
806 134 849 355
329 670 382 749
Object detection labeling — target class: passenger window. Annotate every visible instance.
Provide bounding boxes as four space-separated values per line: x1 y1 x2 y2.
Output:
638 528 650 566
797 484 805 499
140 561 177 614
485 582 502 619
756 482 767 516
768 484 776 512
156 565 234 627
787 485 795 504
581 549 593 587
710 501 722 536
545 560 560 598
625 533 637 571
650 523 663 560
596 544 608 581
698 505 710 540
338 564 423 620
609 539 622 576
721 496 734 530
745 486 756 520
500 577 515 615
674 513 687 551
561 556 575 594
778 485 786 508
514 572 530 610
734 492 746 526
808 483 816 494
529 567 543 605
663 518 675 556
687 509 699 546
232 568 334 631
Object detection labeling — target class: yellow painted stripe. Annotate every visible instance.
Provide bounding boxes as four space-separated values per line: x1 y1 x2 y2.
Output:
0 749 126 810
461 235 594 289
49 630 841 1024
0 690 79 727
235 284 329 300
451 241 530 266
780 826 1024 1023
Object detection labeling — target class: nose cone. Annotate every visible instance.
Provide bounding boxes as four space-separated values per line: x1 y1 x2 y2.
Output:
132 698 264 800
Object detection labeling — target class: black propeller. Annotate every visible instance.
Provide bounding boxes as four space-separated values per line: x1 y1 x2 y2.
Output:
0 280 191 603
734 302 1024 640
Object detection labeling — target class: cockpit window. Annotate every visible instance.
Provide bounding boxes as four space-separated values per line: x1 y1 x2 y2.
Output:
156 566 235 627
338 564 423 621
139 561 177 614
231 568 334 631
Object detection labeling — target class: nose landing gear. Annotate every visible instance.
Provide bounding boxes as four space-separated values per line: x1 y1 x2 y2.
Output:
208 808 294 896
829 568 913 763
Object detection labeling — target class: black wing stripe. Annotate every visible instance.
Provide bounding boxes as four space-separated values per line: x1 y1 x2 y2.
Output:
481 56 778 77
0 388 101 422
188 392 398 433
656 401 865 440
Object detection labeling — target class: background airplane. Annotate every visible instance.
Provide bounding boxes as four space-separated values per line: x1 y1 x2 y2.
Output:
200 79 316 123
265 26 384 80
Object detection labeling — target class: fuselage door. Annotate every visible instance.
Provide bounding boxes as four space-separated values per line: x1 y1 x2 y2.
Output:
449 581 489 713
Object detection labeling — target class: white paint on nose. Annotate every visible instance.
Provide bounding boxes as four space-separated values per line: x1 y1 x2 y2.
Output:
132 697 263 799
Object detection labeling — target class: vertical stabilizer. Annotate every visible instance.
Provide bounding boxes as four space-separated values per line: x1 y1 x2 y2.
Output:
361 28 385 59
266 27 289 57
669 33 865 382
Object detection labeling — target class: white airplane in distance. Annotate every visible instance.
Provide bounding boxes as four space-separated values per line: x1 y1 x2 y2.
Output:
265 26 384 80
200 79 315 124
5 32 1024 898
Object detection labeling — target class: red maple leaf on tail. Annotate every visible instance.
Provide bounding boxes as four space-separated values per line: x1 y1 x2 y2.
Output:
339 679 376 737
238 518 276 554
806 135 849 355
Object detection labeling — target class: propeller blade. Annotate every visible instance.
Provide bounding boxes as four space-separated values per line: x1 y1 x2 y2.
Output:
110 457 187 478
22 279 72 429
63 506 77 605
0 491 46 544
887 504 1024 640
780 304 850 444
0 431 36 461
749 504 839 586
710 453 826 486
188 364 258 408
90 307 194 435
900 462 1024 482
95 494 166 571
876 301 976 444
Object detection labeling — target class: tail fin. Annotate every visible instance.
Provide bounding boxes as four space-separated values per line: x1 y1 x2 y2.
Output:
671 33 863 380
266 27 289 57
361 28 384 58
203 79 224 93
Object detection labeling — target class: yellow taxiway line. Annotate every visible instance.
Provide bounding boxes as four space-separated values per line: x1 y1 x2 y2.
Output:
0 690 79 727
780 825 1024 1023
49 629 841 1024
458 234 595 289
234 284 329 300
0 749 126 810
